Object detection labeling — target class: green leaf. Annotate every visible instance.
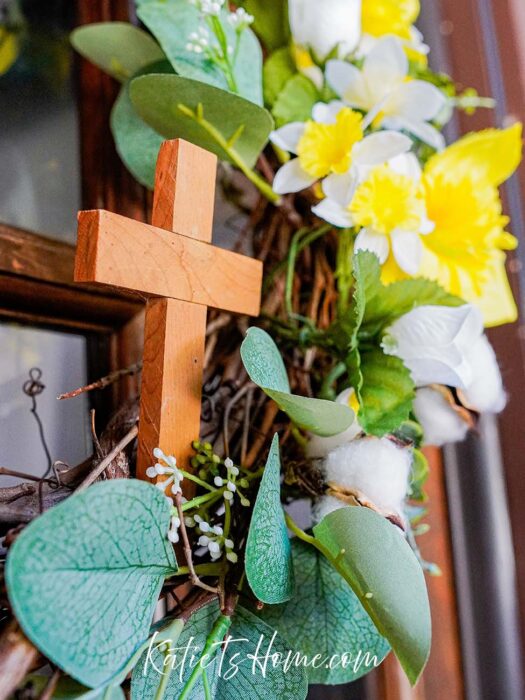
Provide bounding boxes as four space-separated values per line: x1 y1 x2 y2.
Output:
111 61 172 189
6 480 178 688
410 449 430 502
241 327 354 436
130 74 273 169
263 47 297 107
131 602 309 699
355 349 415 437
23 676 125 700
246 434 294 604
273 74 320 127
137 0 263 105
237 0 289 51
258 539 390 684
71 22 164 82
353 251 464 337
313 507 431 686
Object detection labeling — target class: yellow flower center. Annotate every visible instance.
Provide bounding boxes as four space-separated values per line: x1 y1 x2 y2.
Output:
350 165 425 235
297 108 364 179
362 0 420 39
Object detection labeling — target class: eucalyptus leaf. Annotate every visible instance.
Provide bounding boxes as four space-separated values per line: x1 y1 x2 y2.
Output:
258 540 390 684
131 601 309 699
71 22 164 82
111 60 172 189
313 507 431 686
137 0 263 105
273 74 320 127
240 327 354 436
22 676 125 700
6 480 178 688
246 434 294 604
130 74 273 169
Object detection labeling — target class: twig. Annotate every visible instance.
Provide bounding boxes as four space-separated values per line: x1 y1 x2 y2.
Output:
0 483 35 503
90 410 103 459
57 362 142 400
0 467 56 485
174 493 219 596
0 620 41 700
244 402 279 468
74 425 139 493
38 668 61 700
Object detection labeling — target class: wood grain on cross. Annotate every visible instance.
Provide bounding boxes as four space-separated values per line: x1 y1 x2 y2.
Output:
74 139 263 478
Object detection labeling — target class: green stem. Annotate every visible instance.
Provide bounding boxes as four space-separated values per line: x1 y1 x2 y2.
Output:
169 563 224 578
177 104 280 204
182 490 223 512
285 226 332 316
285 513 338 569
202 667 212 700
178 614 232 700
319 361 346 400
223 498 232 540
210 15 238 92
181 470 216 492
154 646 173 700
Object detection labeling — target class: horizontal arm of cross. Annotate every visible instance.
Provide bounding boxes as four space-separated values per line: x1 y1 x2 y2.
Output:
75 209 262 317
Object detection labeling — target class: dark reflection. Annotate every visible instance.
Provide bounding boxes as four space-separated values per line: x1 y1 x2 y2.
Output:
0 0 79 241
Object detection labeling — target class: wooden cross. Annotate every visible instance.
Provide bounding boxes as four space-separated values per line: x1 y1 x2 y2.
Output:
74 139 263 478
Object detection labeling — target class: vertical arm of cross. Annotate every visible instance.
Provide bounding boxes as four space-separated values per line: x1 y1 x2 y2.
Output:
137 140 217 478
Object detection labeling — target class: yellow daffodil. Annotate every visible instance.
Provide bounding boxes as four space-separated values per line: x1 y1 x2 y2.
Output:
419 124 522 326
270 103 411 195
361 0 420 40
0 27 18 76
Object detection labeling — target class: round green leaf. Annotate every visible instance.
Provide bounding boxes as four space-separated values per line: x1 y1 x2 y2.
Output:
313 507 431 686
263 47 297 107
273 74 320 127
71 22 164 82
241 327 290 393
23 676 125 700
131 601 308 699
246 434 294 604
6 480 178 689
111 61 172 189
130 74 273 169
258 539 390 684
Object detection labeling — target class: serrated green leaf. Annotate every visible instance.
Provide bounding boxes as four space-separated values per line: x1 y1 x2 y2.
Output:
355 349 415 436
6 480 178 688
263 47 296 107
273 74 320 127
111 61 172 188
258 539 390 684
313 507 431 686
137 0 263 105
246 434 294 604
353 251 464 337
237 0 289 51
71 22 164 82
131 601 309 699
241 327 354 436
130 74 273 169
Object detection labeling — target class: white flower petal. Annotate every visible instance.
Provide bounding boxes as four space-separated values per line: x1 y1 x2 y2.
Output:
462 336 507 413
326 60 368 109
383 115 446 151
388 153 422 181
352 131 412 166
269 122 305 154
393 81 447 121
364 36 408 87
322 171 357 207
391 229 423 275
288 0 362 60
273 158 317 195
312 198 354 228
354 227 389 263
311 99 346 124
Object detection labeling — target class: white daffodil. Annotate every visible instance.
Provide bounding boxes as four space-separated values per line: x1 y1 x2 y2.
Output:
313 436 412 523
357 26 429 64
413 386 470 447
307 388 361 458
288 0 361 61
313 153 434 276
326 36 446 149
270 103 412 196
383 304 485 388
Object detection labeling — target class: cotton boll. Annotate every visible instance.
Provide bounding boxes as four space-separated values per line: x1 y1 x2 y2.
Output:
307 388 361 459
322 437 411 516
312 495 348 524
460 335 507 414
413 387 469 447
288 0 362 60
